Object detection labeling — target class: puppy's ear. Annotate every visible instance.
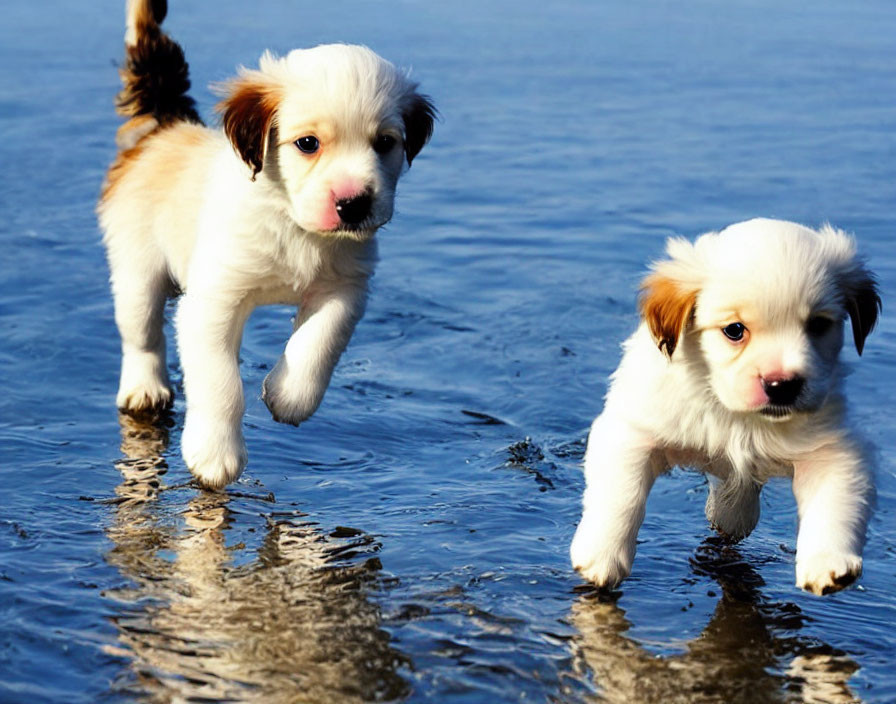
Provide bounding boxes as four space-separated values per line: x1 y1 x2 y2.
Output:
639 272 699 357
217 77 280 180
638 237 704 357
402 93 436 166
844 269 881 356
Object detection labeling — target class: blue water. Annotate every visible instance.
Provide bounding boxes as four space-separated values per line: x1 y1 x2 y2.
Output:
2 1 895 701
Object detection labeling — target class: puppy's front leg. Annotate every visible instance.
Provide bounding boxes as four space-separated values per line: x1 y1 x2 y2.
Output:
570 414 662 588
177 292 252 489
793 439 874 595
262 283 367 426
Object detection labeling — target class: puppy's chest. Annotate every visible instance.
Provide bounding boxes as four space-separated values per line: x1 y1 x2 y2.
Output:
239 260 319 306
662 445 793 482
252 242 371 305
249 280 307 307
248 266 341 307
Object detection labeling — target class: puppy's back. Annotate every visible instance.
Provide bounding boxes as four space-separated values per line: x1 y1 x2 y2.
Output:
99 123 223 284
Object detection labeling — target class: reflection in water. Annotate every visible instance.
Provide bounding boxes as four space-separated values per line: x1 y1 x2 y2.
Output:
104 414 409 703
571 540 860 704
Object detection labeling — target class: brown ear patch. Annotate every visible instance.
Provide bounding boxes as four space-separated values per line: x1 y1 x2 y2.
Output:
639 273 698 357
217 79 281 179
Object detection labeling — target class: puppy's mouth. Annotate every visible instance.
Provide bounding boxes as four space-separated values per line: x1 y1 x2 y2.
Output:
757 392 827 420
328 220 382 240
759 404 794 420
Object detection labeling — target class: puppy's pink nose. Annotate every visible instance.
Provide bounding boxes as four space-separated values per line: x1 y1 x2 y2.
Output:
761 374 805 406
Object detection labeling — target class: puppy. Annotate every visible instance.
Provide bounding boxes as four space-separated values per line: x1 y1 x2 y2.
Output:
98 0 435 488
570 219 880 595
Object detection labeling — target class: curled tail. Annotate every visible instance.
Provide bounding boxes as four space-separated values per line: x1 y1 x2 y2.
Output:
115 0 202 148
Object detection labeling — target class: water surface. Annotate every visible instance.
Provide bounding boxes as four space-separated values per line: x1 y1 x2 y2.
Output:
1 1 895 702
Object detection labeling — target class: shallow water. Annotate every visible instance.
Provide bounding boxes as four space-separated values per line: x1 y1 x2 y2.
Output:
1 1 895 702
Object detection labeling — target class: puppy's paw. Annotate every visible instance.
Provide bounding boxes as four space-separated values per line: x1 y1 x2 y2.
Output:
261 357 325 426
570 524 632 589
117 379 173 415
117 352 173 414
796 552 862 595
181 414 248 489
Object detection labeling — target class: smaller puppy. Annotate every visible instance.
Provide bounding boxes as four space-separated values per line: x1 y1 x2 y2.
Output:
570 219 880 595
99 1 434 488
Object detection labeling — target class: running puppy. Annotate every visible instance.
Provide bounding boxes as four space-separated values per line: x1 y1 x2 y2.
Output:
570 219 879 595
98 0 435 488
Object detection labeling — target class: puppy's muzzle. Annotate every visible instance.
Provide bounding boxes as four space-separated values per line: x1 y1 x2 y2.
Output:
335 190 373 227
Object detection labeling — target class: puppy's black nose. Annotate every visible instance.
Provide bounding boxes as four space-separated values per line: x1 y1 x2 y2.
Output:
762 376 805 406
335 192 372 226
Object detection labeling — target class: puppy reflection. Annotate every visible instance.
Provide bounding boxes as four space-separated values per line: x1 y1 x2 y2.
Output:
570 540 859 704
105 414 408 703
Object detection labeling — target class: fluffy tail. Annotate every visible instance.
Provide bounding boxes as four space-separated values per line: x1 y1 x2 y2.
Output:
114 0 202 148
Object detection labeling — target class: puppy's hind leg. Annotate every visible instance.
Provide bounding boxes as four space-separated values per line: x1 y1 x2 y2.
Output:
109 248 174 415
705 474 761 541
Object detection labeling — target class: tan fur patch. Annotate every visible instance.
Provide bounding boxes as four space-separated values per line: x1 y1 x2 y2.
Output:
639 272 698 357
101 142 148 204
115 114 159 150
100 122 211 205
130 0 158 34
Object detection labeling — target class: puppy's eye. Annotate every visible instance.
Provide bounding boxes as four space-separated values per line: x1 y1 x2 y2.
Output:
295 136 320 154
373 134 397 154
721 322 746 341
806 316 834 336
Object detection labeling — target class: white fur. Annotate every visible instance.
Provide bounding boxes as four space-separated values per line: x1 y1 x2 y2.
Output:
570 219 878 595
100 44 431 488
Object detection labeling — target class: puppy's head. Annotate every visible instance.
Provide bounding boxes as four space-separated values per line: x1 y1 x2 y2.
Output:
217 44 435 238
640 218 880 420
